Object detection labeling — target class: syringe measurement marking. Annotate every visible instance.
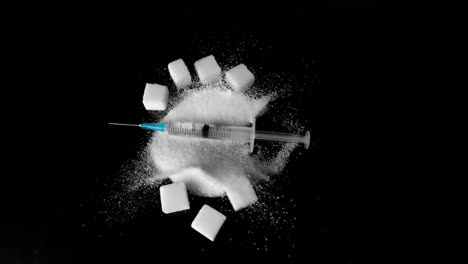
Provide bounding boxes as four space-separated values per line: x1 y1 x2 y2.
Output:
168 125 234 140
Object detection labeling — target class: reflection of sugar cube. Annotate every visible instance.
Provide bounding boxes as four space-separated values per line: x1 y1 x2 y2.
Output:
194 55 221 84
191 205 226 241
168 59 192 90
142 83 169 111
225 64 255 92
159 182 190 214
226 176 258 211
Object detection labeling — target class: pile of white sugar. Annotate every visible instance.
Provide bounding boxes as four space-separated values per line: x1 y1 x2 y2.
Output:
146 84 295 197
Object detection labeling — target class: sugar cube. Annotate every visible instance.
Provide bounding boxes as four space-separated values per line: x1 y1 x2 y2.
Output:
194 55 221 84
159 182 190 214
225 64 255 92
225 176 258 211
191 205 226 241
168 59 192 90
142 83 169 110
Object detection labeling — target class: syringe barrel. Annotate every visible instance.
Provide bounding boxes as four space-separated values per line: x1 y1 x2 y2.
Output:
165 122 310 149
166 122 253 142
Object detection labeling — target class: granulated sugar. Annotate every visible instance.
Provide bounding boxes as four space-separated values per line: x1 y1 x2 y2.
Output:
146 85 279 197
164 86 269 126
103 148 164 224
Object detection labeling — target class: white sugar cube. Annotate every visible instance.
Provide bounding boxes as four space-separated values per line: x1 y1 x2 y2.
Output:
168 59 192 90
225 176 258 211
159 182 190 214
194 55 221 84
191 205 226 241
225 64 255 92
142 83 169 111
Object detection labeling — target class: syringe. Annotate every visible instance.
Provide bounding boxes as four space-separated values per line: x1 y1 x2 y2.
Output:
109 122 310 151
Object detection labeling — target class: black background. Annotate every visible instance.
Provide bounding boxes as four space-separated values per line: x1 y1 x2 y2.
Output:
3 3 404 264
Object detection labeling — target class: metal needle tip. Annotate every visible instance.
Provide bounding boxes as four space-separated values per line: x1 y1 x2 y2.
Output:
108 123 140 127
